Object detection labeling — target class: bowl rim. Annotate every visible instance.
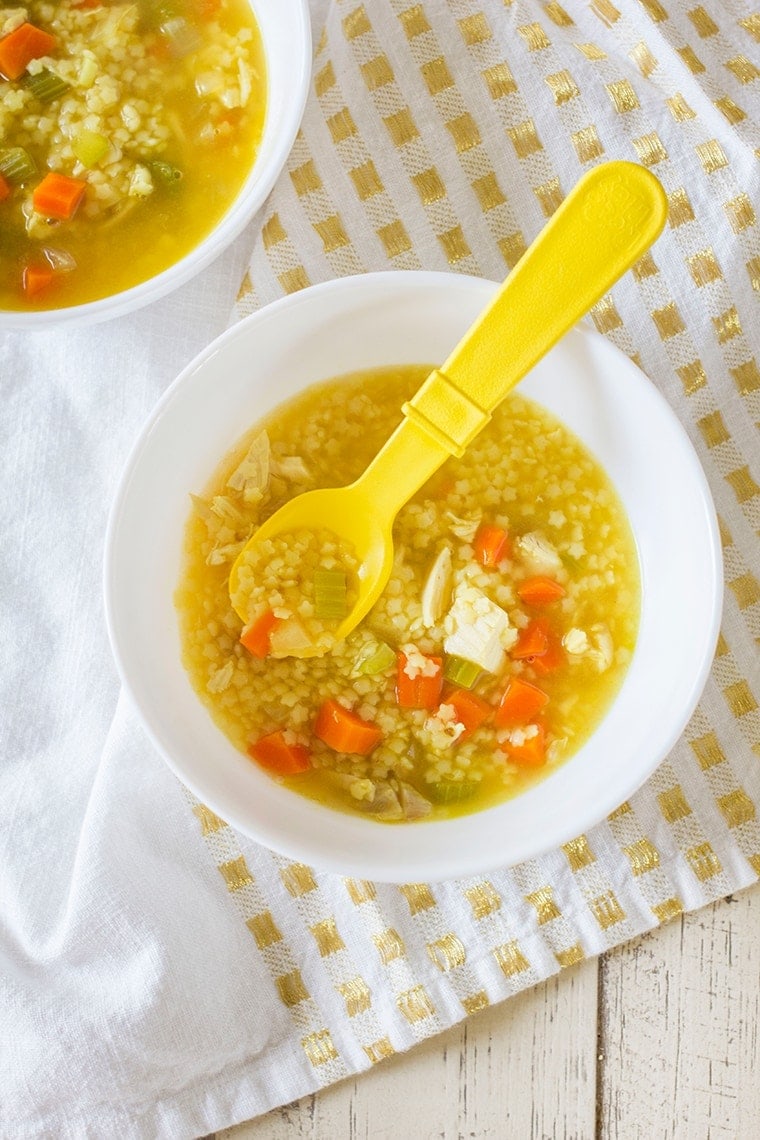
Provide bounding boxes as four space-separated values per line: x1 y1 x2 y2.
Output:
105 270 724 882
0 0 312 330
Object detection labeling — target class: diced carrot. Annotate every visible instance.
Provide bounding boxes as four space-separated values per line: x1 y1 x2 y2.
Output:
531 631 565 675
473 523 510 568
240 609 281 658
500 724 546 767
314 698 382 755
32 171 87 221
22 263 56 297
396 652 443 710
517 575 566 606
511 619 549 660
443 688 492 736
248 730 311 775
495 677 549 726
0 174 10 202
197 0 222 17
0 23 56 81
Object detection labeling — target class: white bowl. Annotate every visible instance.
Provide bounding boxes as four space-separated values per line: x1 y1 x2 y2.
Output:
1 0 311 330
105 272 722 883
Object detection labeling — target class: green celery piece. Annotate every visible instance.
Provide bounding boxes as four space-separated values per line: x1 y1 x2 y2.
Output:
0 147 36 184
25 69 70 103
428 781 479 805
72 130 109 168
356 641 396 675
314 568 347 621
443 655 481 689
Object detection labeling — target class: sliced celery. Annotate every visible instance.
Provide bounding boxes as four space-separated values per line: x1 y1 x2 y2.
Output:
428 780 479 805
313 569 347 621
25 69 70 103
0 147 37 184
77 54 98 89
356 641 396 675
443 655 481 689
72 130 109 168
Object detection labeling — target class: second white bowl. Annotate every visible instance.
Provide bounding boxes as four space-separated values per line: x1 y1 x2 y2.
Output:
0 0 311 329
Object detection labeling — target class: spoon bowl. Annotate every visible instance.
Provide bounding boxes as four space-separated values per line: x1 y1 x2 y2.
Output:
231 485 394 655
230 161 668 649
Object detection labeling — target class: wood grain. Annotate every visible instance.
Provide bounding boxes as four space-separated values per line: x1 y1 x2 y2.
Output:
221 959 598 1140
598 886 760 1140
220 884 760 1139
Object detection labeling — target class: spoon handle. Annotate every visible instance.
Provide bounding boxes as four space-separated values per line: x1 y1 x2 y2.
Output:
402 161 667 458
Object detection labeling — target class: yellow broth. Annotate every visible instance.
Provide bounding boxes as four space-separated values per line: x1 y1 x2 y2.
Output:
0 0 266 309
176 366 640 823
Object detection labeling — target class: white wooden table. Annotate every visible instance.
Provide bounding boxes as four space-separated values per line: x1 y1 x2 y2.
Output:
215 882 759 1139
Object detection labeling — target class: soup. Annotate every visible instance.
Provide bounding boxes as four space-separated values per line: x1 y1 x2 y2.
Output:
176 366 640 823
0 0 266 309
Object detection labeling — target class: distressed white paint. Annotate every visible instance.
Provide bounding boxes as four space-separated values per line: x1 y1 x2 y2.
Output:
220 885 759 1139
599 886 760 1140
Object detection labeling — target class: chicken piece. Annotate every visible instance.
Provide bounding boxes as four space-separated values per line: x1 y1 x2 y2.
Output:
516 531 563 573
443 585 514 672
365 781 404 821
398 781 433 820
421 547 453 628
562 624 613 672
227 431 270 502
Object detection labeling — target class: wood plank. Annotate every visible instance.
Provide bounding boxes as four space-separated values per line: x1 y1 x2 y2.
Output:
222 958 599 1139
598 884 760 1140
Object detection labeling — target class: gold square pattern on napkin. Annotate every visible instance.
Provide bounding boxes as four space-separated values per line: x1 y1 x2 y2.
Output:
188 0 760 1100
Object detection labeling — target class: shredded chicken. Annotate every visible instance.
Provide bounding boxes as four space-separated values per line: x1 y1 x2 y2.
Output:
227 431 270 501
365 781 404 821
563 628 590 656
205 540 245 566
190 492 215 524
420 547 453 628
516 531 563 573
562 624 614 672
443 585 515 672
210 495 248 528
446 511 481 542
398 781 432 820
270 454 310 481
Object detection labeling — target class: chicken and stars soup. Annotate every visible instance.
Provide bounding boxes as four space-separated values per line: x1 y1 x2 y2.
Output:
176 365 639 824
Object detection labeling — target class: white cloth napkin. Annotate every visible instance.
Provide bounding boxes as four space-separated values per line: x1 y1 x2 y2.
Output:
2 1 760 1137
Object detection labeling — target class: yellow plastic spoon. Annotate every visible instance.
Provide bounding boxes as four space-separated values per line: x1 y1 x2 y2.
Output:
230 160 667 655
